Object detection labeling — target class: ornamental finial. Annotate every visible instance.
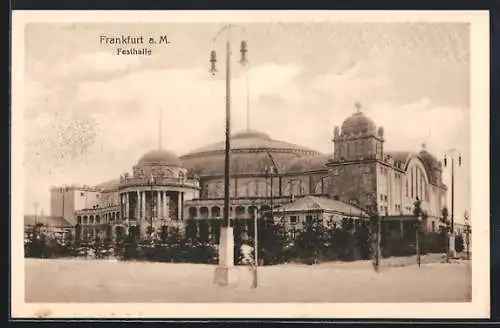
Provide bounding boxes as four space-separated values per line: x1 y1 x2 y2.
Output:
354 101 362 113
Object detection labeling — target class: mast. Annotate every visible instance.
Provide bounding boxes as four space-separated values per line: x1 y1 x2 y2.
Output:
159 107 163 149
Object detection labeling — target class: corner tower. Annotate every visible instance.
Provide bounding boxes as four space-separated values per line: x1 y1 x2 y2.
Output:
333 102 385 161
327 103 383 210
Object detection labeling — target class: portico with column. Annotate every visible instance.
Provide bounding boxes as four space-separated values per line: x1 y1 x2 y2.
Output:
117 148 200 239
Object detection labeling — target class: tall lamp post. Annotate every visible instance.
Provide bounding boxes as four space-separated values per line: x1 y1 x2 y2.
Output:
413 197 422 267
33 201 39 225
147 175 156 236
264 165 278 221
366 193 380 272
251 204 259 288
443 149 462 258
441 206 450 263
464 211 470 260
210 25 248 286
59 187 67 221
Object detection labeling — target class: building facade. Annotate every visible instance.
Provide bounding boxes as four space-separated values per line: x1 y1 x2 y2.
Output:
57 107 447 242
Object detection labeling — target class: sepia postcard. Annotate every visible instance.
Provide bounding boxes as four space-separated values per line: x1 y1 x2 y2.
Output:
11 10 490 319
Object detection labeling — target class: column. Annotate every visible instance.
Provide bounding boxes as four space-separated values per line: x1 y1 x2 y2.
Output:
142 191 146 220
157 190 162 219
400 220 404 237
177 192 182 220
164 192 169 220
133 191 137 219
126 193 130 219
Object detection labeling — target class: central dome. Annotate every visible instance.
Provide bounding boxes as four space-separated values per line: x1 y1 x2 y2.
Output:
341 112 375 135
180 129 322 176
183 129 318 155
138 149 182 167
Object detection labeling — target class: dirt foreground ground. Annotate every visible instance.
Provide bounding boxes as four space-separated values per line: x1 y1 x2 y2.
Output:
25 256 471 303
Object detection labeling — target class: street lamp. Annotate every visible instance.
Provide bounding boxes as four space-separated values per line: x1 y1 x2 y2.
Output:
147 175 156 235
210 25 248 286
365 192 380 272
251 204 259 288
441 206 450 263
413 197 423 267
59 187 68 220
33 201 39 225
239 40 252 132
264 165 278 221
443 149 462 258
464 211 470 260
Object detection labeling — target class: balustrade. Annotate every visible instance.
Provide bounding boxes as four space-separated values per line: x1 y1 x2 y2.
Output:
120 176 199 188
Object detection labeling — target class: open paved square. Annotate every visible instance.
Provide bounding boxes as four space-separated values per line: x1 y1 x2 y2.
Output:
25 257 471 303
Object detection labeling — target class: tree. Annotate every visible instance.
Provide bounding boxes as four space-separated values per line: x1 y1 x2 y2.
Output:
123 229 139 260
166 227 182 246
210 219 221 243
455 233 465 253
295 216 328 264
363 194 381 272
199 220 210 244
413 197 423 266
325 220 357 261
440 206 451 262
354 220 371 260
166 227 183 262
256 217 289 265
185 219 198 241
25 223 46 258
159 225 169 244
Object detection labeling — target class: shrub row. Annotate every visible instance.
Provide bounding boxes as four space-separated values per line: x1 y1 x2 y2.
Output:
25 222 461 265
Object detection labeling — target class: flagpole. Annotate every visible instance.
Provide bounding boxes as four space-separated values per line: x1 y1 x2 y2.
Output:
246 67 250 132
159 107 163 149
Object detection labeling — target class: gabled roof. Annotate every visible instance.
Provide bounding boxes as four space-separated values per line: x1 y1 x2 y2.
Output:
276 195 367 217
24 215 73 227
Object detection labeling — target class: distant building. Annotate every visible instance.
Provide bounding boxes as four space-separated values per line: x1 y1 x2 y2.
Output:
24 214 73 242
49 185 102 224
50 106 448 243
274 195 367 238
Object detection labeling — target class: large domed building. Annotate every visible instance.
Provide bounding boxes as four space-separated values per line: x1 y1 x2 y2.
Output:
74 148 200 242
179 129 334 222
70 105 447 242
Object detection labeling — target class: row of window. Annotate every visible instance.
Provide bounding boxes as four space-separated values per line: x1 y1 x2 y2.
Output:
407 166 429 201
204 179 330 199
76 215 119 225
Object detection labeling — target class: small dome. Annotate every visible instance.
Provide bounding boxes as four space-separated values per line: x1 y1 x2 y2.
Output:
341 112 376 135
138 149 182 167
419 149 439 179
419 150 438 167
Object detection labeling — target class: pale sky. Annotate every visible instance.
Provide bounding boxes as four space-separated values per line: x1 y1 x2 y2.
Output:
23 22 471 222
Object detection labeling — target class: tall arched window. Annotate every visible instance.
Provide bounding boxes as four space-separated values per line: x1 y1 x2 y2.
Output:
419 173 423 200
411 168 414 199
